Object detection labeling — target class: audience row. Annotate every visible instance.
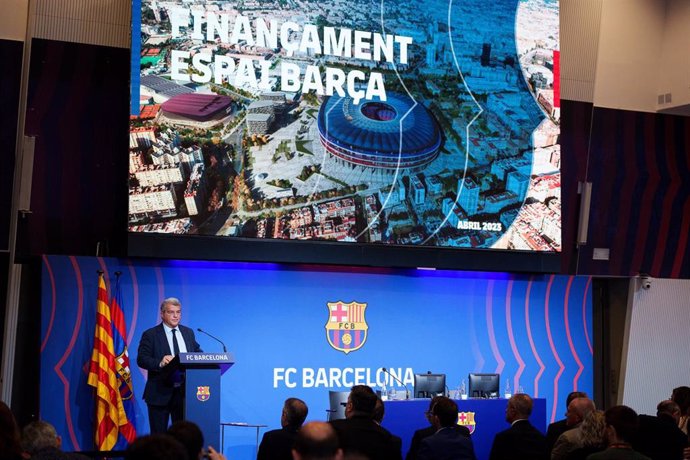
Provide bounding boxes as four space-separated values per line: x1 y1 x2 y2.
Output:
2 385 690 460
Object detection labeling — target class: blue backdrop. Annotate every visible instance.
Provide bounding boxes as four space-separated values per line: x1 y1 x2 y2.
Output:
40 255 592 459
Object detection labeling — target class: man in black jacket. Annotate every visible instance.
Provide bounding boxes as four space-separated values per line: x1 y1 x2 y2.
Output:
407 396 470 460
634 400 688 460
330 385 402 460
417 397 476 460
257 398 308 460
489 394 548 460
137 297 202 434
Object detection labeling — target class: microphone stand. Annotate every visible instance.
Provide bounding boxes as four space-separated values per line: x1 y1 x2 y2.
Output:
197 328 228 352
382 368 411 400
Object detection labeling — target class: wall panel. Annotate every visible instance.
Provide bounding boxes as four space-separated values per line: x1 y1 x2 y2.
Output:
622 278 690 414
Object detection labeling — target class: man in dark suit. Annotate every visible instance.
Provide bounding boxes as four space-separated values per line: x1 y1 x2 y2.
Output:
137 297 202 434
489 393 548 460
546 391 587 453
633 400 688 460
407 396 470 460
330 385 402 460
417 397 476 460
257 398 308 460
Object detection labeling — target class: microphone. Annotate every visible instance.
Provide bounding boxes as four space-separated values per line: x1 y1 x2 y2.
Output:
197 328 228 352
382 368 411 400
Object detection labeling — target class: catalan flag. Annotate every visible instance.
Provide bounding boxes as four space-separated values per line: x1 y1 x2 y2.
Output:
87 274 126 451
110 275 137 448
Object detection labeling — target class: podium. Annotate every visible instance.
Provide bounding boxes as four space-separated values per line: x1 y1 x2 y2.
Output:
173 352 234 448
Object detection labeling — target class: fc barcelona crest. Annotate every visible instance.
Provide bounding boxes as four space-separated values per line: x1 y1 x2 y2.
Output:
325 301 368 354
115 352 134 401
196 386 210 402
457 411 476 434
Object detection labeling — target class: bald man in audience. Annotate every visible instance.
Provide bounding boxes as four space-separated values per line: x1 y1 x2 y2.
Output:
292 421 343 460
550 397 596 460
546 391 588 453
258 398 309 460
489 394 548 460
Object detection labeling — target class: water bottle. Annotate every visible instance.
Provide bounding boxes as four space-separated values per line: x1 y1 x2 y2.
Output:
460 379 467 399
504 378 512 398
381 383 388 401
389 386 396 400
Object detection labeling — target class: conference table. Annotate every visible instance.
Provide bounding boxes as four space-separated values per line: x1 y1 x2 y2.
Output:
381 398 547 460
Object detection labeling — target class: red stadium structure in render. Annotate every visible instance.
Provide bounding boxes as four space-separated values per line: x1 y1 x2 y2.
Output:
161 93 233 122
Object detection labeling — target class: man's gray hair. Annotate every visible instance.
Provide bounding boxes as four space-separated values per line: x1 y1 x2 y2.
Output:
657 400 680 417
509 393 533 418
21 420 59 453
160 297 181 312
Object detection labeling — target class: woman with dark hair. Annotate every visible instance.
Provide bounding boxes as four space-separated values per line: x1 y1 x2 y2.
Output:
0 401 24 460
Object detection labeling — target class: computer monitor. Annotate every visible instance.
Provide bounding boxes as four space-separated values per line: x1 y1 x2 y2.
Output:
468 373 500 398
413 373 446 398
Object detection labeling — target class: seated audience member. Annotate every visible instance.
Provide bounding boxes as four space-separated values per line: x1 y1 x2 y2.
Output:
489 393 548 460
547 392 588 453
258 398 309 460
672 387 690 435
586 405 650 460
0 401 24 460
417 397 476 460
292 421 343 460
565 410 606 460
552 397 597 460
407 397 470 460
373 396 385 425
633 400 688 460
167 420 226 460
373 396 404 450
330 385 402 460
125 434 189 460
21 420 89 460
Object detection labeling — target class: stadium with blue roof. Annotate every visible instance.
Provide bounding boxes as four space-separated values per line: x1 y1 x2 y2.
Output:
317 93 442 171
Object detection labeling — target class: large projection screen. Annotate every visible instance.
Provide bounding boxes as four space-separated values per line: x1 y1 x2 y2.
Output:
128 0 560 267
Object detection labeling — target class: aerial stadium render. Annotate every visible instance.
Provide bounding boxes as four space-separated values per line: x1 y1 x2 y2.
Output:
317 93 442 172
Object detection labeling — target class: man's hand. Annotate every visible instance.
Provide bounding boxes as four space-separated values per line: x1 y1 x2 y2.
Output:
159 355 174 367
682 447 689 460
206 446 227 460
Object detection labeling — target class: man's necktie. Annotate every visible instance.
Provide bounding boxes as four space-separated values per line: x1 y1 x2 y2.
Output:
171 328 181 356
171 329 182 385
